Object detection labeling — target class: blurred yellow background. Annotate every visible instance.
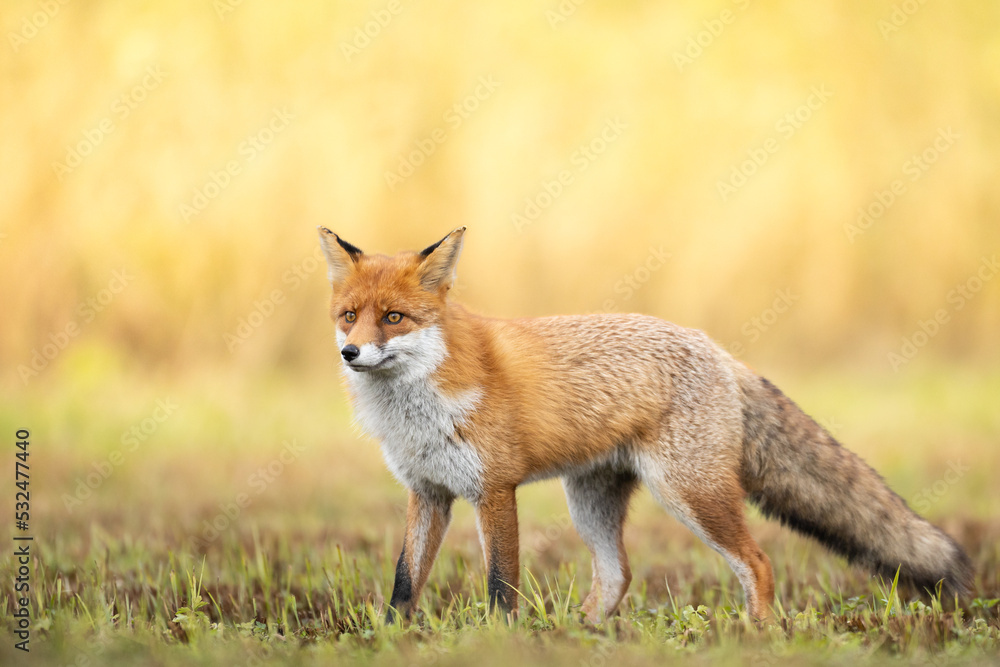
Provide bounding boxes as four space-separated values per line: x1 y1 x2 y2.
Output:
3 0 999 379
2 1 998 531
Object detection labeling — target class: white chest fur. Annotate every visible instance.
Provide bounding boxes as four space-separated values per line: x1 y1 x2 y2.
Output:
341 326 483 501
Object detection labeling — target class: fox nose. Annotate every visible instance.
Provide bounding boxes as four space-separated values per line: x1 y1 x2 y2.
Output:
341 344 360 362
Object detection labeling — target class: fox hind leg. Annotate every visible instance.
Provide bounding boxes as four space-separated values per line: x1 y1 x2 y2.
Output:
562 466 639 623
694 503 775 621
641 465 774 620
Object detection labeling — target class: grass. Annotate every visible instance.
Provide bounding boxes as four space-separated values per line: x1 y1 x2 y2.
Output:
2 518 999 666
1 362 999 665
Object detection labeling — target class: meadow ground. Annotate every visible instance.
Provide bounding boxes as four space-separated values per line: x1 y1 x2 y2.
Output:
1 361 998 666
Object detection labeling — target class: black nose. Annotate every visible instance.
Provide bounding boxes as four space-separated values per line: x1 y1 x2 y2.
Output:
341 344 360 362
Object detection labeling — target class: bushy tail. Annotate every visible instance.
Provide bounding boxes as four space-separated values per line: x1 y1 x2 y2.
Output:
737 371 973 599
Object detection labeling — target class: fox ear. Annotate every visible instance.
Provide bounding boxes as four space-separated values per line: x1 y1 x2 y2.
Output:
418 227 466 292
317 227 363 288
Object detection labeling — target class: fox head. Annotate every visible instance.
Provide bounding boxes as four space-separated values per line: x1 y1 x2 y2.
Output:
317 227 465 375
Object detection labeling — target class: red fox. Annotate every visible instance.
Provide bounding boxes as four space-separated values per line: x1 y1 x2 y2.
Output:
318 226 972 622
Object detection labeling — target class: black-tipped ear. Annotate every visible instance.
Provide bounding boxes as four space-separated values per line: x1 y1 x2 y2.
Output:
418 227 465 292
317 227 363 288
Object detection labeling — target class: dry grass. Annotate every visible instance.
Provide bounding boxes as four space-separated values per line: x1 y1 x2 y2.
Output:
2 0 999 382
2 366 999 665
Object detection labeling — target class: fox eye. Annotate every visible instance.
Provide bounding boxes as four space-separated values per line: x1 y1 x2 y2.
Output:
344 311 356 323
385 312 403 325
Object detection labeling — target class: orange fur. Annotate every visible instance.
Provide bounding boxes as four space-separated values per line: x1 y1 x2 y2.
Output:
318 226 971 624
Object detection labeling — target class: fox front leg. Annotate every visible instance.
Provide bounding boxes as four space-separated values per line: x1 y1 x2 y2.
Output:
475 486 520 617
386 488 453 622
